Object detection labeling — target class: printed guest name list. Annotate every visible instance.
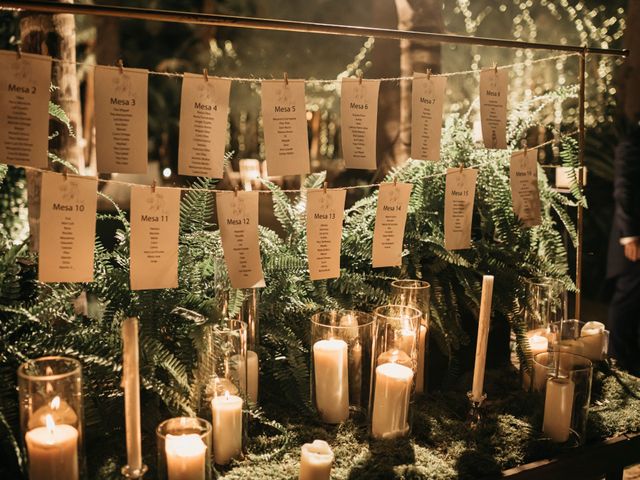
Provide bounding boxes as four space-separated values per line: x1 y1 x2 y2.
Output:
217 190 265 289
95 65 149 174
130 186 181 290
479 68 508 150
306 189 346 280
261 79 310 176
444 168 478 250
0 50 51 168
340 78 380 170
178 74 231 178
38 172 97 283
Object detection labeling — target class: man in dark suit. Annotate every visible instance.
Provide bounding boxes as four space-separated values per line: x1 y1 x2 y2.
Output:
607 120 640 376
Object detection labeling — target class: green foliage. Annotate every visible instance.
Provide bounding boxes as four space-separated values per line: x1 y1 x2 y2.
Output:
0 87 595 478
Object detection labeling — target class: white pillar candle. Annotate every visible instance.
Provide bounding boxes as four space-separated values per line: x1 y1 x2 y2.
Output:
122 317 143 472
371 362 414 439
165 433 207 480
522 332 549 391
211 392 243 465
232 351 259 404
471 275 494 402
579 321 606 361
543 377 575 442
246 350 259 403
299 439 334 480
415 324 428 394
25 414 79 480
313 339 349 424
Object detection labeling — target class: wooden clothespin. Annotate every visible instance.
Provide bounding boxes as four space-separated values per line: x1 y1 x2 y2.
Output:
459 164 464 174
323 181 328 194
358 72 363 85
117 59 124 74
233 186 238 197
426 68 432 80
493 62 498 74
522 140 528 155
393 176 398 187
16 45 22 60
62 170 68 181
283 72 289 86
151 179 156 193
203 68 209 82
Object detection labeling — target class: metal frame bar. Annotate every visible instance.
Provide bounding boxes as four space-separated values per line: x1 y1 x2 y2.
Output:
2 0 629 319
0 1 629 57
576 50 587 320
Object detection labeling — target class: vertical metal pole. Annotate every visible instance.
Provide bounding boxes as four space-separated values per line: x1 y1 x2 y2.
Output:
575 49 587 320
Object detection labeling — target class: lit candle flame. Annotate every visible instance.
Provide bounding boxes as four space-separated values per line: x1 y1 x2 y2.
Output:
51 396 61 410
45 414 56 435
224 390 230 401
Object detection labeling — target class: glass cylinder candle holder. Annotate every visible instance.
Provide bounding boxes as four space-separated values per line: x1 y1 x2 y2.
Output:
533 351 593 446
209 319 247 465
523 277 567 331
18 356 85 480
549 319 609 362
389 280 431 394
369 305 422 440
310 310 375 423
240 288 259 404
157 417 212 480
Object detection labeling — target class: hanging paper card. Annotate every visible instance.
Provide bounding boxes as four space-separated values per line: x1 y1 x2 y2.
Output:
510 149 542 227
306 188 346 280
261 79 310 176
479 68 508 150
217 191 265 289
372 182 413 268
340 78 380 170
444 168 478 250
178 74 231 178
130 186 181 290
411 73 446 161
0 50 51 168
38 172 97 283
95 65 148 173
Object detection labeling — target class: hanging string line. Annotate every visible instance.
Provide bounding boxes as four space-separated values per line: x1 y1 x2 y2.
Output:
46 52 580 83
16 131 578 194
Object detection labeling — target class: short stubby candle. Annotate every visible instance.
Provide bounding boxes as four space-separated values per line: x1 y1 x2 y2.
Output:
371 362 414 439
25 414 79 480
211 391 243 465
313 339 349 424
298 439 334 480
165 433 207 480
579 321 606 361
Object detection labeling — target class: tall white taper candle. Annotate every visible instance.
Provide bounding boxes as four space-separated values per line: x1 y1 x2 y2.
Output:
122 317 143 472
471 275 494 402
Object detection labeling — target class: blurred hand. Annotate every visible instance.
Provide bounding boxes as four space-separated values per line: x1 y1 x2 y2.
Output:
624 238 640 262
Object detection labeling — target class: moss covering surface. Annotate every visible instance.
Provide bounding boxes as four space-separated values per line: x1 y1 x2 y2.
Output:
217 366 640 480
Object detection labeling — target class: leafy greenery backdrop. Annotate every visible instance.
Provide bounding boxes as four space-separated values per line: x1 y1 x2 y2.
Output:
0 84 592 479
